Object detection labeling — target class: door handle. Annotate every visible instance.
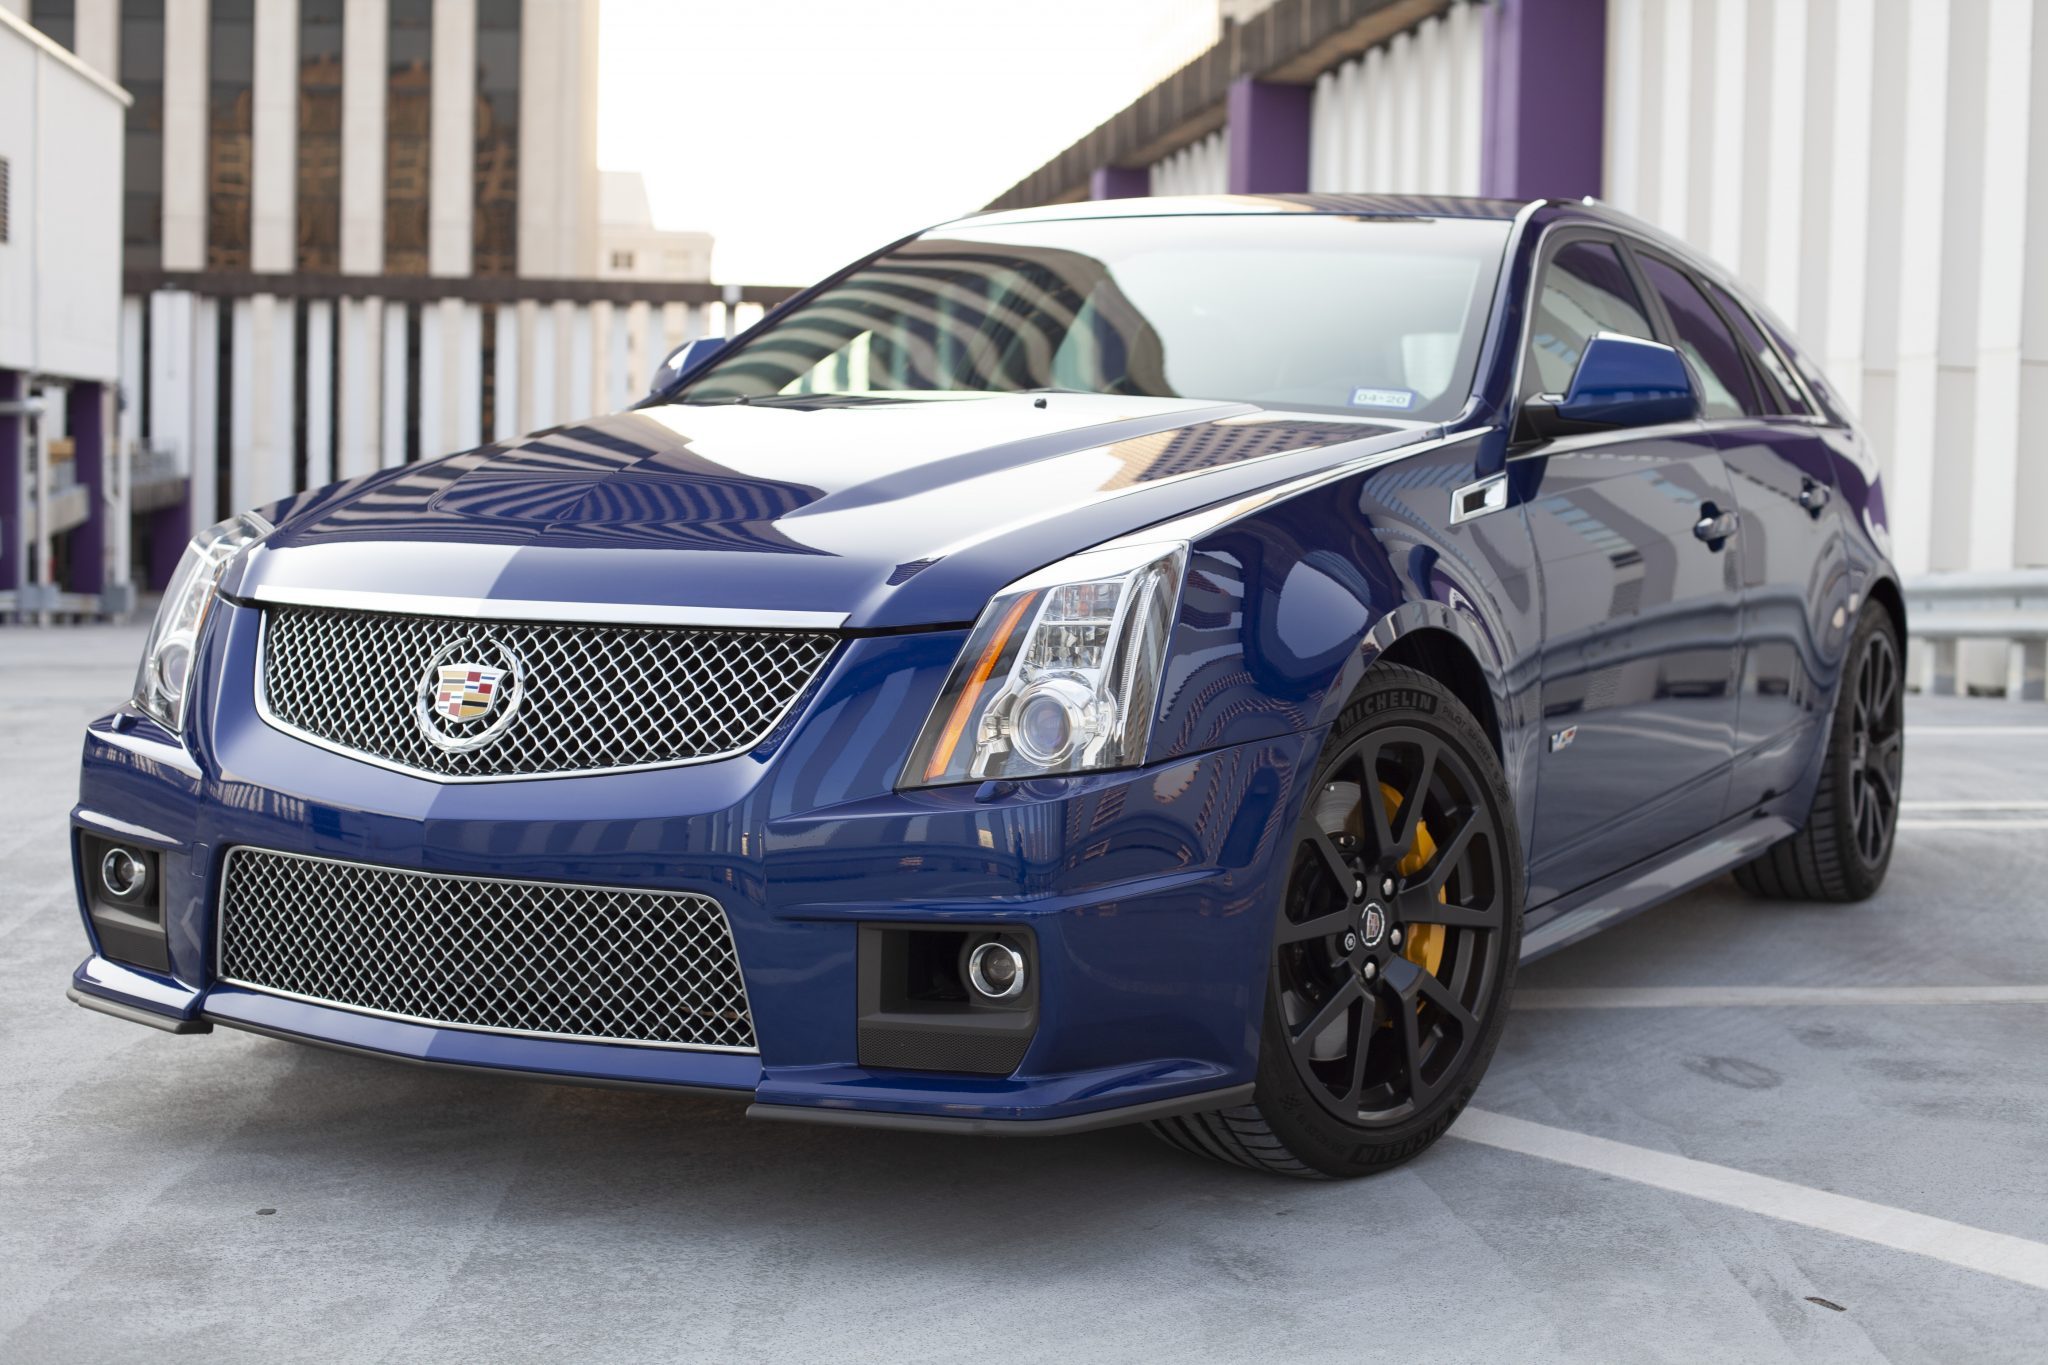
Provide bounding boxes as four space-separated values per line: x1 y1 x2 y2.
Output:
1799 479 1830 517
1693 503 1739 550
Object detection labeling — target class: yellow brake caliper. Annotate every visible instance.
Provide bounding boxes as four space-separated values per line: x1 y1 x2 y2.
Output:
1379 782 1446 978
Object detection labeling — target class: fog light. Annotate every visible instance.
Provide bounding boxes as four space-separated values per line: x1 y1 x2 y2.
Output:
966 939 1026 1000
100 846 150 900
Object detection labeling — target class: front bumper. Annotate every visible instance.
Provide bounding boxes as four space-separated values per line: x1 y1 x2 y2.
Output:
69 599 1319 1131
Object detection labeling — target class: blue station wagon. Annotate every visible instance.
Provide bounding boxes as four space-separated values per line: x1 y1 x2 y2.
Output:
68 196 1903 1177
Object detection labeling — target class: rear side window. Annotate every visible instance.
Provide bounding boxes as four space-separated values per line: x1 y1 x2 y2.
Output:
1525 239 1655 396
1762 315 1850 426
1705 279 1811 416
1638 254 1760 419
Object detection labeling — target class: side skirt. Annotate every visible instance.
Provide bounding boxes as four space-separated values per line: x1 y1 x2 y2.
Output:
1518 809 1798 961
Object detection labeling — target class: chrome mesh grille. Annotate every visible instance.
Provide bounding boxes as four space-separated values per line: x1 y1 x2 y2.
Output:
260 604 835 779
218 848 756 1050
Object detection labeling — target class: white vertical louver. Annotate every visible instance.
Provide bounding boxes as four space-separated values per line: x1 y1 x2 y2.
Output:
1150 129 1230 197
1603 0 2048 686
1307 0 1485 195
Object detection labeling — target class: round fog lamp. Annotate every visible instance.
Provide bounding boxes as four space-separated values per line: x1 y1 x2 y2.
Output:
100 846 149 899
966 940 1026 1000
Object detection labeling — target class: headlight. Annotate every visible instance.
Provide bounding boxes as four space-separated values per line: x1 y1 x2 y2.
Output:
133 511 273 731
902 541 1187 788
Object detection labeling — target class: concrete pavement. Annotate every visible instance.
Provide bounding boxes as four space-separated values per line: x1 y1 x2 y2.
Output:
4 624 2045 1363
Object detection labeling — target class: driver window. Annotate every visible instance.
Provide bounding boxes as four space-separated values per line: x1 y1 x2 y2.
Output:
1525 240 1655 397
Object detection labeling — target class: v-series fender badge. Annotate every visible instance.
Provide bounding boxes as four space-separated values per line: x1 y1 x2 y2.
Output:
1549 726 1579 753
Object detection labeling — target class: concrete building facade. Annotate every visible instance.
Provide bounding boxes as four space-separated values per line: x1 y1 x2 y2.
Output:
1001 0 2047 694
6 0 783 613
0 7 129 617
596 170 713 283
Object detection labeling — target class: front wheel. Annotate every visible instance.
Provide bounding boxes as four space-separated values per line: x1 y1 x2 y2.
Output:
1150 665 1523 1178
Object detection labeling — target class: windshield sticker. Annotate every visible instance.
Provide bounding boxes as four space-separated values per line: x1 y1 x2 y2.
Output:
1349 387 1418 410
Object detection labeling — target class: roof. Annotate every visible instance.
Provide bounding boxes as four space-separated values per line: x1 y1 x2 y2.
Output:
954 193 1536 231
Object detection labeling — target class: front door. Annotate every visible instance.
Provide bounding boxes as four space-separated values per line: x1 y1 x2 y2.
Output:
1681 270 1858 812
1515 234 1743 905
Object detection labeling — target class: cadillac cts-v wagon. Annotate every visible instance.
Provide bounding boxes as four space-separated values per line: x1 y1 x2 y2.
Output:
67 195 1902 1177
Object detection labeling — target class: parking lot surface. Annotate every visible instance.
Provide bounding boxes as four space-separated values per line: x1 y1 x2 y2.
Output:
4 625 2045 1363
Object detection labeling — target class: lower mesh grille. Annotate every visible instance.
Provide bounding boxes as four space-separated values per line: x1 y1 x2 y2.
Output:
217 847 756 1051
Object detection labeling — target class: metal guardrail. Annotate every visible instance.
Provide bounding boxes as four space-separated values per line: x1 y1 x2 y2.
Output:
1904 569 2048 701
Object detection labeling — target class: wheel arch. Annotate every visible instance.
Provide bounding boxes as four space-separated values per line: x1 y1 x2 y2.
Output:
1865 573 1907 664
1368 625 1505 762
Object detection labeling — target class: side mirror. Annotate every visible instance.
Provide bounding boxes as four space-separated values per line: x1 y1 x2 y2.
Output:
1517 333 1698 443
648 336 727 398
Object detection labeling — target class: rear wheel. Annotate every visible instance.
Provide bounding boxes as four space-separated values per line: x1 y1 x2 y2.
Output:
1734 604 1903 903
1149 665 1522 1178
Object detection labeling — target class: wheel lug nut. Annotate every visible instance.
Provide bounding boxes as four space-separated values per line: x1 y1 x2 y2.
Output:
1390 927 1404 947
1362 961 1378 982
1354 878 1365 900
1342 931 1358 952
1382 877 1395 897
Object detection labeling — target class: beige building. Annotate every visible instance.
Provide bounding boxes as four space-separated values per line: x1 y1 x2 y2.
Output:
9 0 788 606
597 170 712 282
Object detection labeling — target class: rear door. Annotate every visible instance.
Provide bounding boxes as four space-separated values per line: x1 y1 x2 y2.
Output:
1517 233 1743 905
1647 262 1855 812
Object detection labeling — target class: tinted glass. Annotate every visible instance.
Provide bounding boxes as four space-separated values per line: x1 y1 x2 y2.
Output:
1762 313 1849 426
1705 280 1810 416
1525 240 1655 396
674 216 1511 420
1639 255 1759 419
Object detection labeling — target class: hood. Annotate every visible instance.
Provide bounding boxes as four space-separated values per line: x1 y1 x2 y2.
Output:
237 394 1431 629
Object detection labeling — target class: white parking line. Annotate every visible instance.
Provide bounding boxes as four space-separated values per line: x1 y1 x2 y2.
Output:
1514 985 2048 1009
1899 818 2048 831
1906 726 2048 737
1453 1109 2048 1292
1900 800 2048 811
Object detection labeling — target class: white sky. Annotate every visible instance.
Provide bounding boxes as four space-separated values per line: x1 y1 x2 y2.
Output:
596 0 1219 286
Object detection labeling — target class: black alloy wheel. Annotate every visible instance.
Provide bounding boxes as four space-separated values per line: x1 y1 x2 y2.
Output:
1847 626 1904 868
1150 665 1522 1178
1735 602 1905 902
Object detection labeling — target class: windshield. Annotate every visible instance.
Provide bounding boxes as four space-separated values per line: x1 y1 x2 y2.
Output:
670 214 1510 420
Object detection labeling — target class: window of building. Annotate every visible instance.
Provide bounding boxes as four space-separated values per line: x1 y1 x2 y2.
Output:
297 0 344 271
473 0 520 277
122 0 165 270
207 0 255 270
384 0 432 274
610 250 636 271
30 1 76 51
1637 253 1760 420
1524 239 1654 396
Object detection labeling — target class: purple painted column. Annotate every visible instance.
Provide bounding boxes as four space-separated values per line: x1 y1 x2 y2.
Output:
1 369 24 596
1225 77 1312 195
67 381 109 595
1089 165 1149 200
1480 0 1608 200
148 503 189 589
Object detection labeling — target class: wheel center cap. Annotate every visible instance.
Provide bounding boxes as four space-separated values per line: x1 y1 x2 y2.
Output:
1360 903 1388 948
